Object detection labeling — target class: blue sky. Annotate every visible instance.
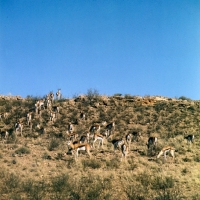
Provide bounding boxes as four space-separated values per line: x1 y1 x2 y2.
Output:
0 0 200 99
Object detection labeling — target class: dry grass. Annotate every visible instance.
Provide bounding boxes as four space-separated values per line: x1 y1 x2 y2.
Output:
0 95 200 199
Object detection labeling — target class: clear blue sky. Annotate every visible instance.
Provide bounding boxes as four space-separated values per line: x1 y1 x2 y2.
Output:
1 0 200 99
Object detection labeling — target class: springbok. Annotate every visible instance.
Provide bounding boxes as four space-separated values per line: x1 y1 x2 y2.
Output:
45 98 52 110
0 112 8 120
112 138 125 153
66 131 79 142
67 140 92 159
89 123 101 140
121 144 129 161
126 133 132 149
26 112 32 126
0 129 9 142
56 89 62 100
89 123 100 133
52 106 60 114
49 112 56 122
49 92 54 104
79 135 89 143
105 122 115 138
36 99 45 110
147 137 158 150
92 133 105 148
80 111 86 120
157 146 175 162
184 134 194 145
132 131 142 141
68 122 74 134
15 121 23 136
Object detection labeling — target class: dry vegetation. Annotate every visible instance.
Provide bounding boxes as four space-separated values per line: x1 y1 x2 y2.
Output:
0 93 200 200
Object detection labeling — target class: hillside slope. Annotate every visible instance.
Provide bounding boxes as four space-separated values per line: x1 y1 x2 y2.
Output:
0 94 200 199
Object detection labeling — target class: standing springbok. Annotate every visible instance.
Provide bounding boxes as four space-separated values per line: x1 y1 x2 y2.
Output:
27 112 32 126
92 133 105 148
68 122 74 134
89 123 101 140
45 98 52 110
132 131 142 141
49 92 54 104
80 111 86 120
49 112 56 122
67 140 92 159
147 137 158 150
89 123 100 133
0 112 8 121
126 131 142 149
79 134 89 144
15 121 23 136
0 129 9 142
157 146 175 162
52 106 60 114
126 133 132 149
112 138 125 153
121 144 129 161
105 122 115 138
56 89 62 100
184 134 195 145
66 131 79 142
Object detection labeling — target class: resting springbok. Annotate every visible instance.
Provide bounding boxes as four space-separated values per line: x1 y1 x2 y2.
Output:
15 121 23 136
67 140 92 159
92 133 105 148
147 137 158 150
121 144 129 161
56 89 62 100
184 134 195 145
157 146 175 162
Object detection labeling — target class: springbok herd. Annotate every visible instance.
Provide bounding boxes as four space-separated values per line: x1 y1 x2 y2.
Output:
0 90 195 162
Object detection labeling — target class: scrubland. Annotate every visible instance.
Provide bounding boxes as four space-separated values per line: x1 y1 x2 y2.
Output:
0 93 200 200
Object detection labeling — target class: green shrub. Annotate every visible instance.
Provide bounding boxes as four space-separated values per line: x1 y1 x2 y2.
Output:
87 88 100 100
194 154 200 162
179 96 191 101
42 152 51 160
15 147 30 154
154 187 181 200
82 159 102 169
106 158 120 169
182 157 192 162
152 176 175 190
48 138 59 151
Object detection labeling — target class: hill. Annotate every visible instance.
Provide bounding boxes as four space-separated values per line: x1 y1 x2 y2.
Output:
0 93 200 200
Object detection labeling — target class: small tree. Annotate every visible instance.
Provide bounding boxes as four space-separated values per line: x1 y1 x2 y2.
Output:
87 88 99 101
